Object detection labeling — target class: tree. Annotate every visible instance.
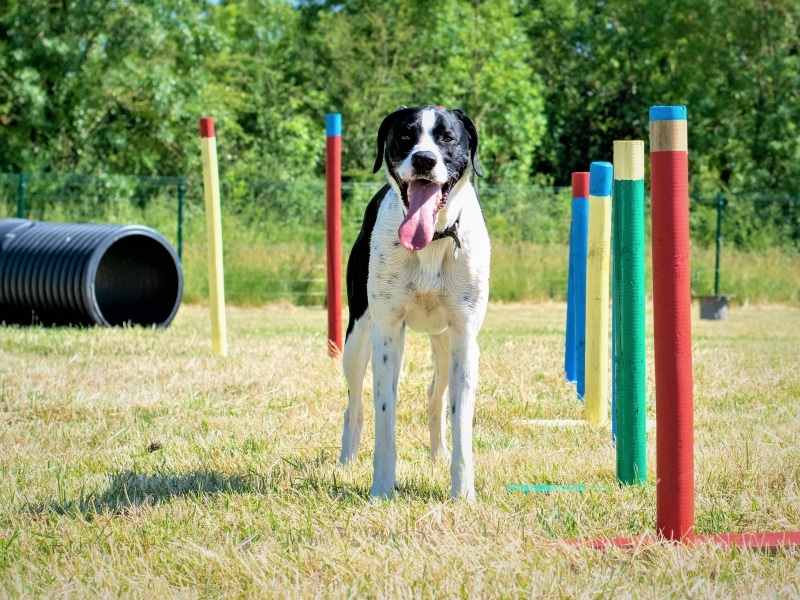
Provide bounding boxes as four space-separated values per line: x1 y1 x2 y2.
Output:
302 0 548 183
0 0 214 175
521 0 800 195
204 0 328 182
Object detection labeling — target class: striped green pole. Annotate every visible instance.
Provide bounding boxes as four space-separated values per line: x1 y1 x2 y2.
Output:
613 141 647 485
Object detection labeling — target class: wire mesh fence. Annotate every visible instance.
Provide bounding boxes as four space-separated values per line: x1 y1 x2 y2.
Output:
2 172 799 306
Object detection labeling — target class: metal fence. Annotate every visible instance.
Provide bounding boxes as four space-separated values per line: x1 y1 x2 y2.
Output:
2 171 798 305
0 171 577 248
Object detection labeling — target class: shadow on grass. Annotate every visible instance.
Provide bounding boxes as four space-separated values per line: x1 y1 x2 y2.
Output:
22 447 459 520
23 470 270 520
21 453 390 520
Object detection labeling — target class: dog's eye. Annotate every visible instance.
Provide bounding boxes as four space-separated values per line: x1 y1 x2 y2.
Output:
440 134 454 143
400 135 411 141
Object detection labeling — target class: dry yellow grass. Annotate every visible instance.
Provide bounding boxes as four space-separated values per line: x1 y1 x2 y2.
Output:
0 302 798 597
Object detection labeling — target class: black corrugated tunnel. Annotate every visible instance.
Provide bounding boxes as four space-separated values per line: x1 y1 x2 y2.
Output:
0 219 183 327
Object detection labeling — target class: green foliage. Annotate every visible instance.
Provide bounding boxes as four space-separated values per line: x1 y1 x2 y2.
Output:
297 0 548 182
520 0 800 197
3 0 800 247
0 0 214 175
4 0 800 191
691 193 800 250
0 0 548 183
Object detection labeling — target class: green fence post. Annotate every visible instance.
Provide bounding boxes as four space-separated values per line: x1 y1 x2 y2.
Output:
18 173 27 218
177 176 185 261
714 193 725 296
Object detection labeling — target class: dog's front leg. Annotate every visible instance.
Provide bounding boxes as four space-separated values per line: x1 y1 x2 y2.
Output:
449 333 480 502
370 322 405 498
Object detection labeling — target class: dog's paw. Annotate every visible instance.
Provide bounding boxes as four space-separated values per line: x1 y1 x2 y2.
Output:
429 446 451 462
450 486 477 504
338 449 358 466
370 481 399 500
450 472 477 503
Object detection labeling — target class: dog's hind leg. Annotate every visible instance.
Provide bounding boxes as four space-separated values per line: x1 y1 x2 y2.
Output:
340 313 373 465
427 332 451 461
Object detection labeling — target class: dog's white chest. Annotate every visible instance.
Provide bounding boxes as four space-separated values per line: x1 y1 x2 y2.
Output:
404 284 448 333
373 241 454 334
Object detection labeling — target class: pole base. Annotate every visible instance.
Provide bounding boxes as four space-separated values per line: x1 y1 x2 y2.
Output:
695 295 732 321
570 531 800 551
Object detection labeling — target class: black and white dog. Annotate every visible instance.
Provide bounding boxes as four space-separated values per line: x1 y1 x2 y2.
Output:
339 106 490 501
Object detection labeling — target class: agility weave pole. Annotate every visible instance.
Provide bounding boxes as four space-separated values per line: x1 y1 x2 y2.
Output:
509 168 611 493
199 117 228 357
584 162 613 427
326 114 343 356
650 106 694 541
612 141 647 486
565 172 589 397
574 106 800 550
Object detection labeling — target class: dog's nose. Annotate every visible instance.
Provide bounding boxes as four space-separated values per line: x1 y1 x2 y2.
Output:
411 151 438 173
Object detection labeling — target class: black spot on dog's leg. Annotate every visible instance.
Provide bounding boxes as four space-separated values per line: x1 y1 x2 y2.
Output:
451 403 456 414
382 403 386 412
383 353 388 364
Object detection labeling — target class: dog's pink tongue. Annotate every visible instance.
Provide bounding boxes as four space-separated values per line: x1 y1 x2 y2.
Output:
398 181 442 250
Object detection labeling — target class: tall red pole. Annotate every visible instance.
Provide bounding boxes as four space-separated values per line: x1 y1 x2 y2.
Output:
326 114 343 356
650 105 695 542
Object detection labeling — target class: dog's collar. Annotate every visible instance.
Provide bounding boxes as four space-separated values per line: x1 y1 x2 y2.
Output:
432 214 462 257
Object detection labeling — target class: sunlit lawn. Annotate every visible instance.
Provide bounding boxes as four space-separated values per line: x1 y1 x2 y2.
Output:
0 302 798 597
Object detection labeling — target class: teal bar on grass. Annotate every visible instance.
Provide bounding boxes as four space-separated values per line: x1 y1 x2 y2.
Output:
507 484 611 494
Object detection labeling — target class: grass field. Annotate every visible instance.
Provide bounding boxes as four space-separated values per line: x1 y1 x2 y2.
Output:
1 302 799 597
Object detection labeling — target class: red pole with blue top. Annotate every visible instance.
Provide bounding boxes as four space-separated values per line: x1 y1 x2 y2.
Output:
650 105 694 541
326 114 343 356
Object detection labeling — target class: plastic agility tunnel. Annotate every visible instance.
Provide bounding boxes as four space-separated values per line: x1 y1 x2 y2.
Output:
0 218 183 328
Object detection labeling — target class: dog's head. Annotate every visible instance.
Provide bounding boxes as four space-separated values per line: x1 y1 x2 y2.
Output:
373 106 482 251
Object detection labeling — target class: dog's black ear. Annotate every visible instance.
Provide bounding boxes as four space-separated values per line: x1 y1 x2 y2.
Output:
373 106 408 174
453 109 483 177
